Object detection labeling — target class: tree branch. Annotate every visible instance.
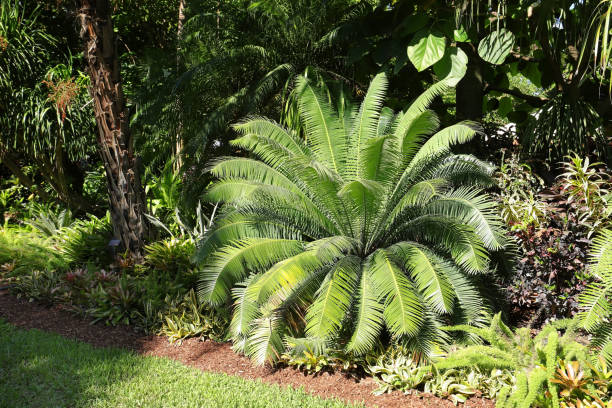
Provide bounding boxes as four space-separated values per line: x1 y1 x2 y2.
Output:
485 84 549 107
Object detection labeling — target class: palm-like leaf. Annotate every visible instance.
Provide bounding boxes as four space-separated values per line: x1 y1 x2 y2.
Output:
198 73 509 365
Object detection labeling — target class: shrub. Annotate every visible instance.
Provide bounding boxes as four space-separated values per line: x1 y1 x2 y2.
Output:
439 314 610 408
158 289 228 344
497 154 610 326
0 226 69 276
196 74 511 365
558 154 611 237
366 345 515 404
57 213 113 267
144 238 195 278
24 205 74 237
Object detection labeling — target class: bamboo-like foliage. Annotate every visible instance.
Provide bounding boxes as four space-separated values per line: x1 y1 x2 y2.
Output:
196 73 510 365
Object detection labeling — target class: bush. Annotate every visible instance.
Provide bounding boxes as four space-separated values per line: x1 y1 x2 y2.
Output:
56 213 113 267
158 289 228 344
495 154 609 326
144 238 195 278
197 74 510 365
0 226 69 276
438 315 610 408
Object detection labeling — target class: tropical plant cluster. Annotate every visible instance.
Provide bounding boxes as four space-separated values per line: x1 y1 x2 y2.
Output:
0 211 228 342
496 153 612 327
3 1 612 407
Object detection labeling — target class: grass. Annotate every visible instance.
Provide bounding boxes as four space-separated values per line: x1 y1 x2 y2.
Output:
0 320 361 408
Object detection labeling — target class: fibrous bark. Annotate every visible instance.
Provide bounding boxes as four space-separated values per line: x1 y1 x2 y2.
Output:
79 0 146 259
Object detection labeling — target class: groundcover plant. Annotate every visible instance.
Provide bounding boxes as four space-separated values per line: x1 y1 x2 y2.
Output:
194 73 511 364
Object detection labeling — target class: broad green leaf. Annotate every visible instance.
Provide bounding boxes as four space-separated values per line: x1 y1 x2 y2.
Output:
433 47 468 87
454 27 469 42
478 29 515 65
407 31 446 72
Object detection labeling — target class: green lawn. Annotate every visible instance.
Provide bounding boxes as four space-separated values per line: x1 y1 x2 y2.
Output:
0 320 360 408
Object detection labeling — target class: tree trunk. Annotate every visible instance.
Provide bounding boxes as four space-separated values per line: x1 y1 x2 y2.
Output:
78 0 147 260
174 0 186 171
456 42 484 121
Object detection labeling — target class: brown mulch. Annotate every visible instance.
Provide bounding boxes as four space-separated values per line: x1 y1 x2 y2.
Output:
0 289 493 408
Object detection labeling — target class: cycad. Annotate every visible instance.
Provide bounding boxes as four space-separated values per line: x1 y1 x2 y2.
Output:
196 73 509 365
579 229 612 364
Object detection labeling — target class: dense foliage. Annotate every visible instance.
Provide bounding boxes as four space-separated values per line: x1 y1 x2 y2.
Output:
2 0 612 406
196 73 510 364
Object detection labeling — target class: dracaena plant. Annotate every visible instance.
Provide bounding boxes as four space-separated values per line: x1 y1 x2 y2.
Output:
195 73 510 365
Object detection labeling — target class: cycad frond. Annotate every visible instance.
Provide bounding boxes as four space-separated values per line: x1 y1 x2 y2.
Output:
305 255 360 339
198 75 509 364
389 242 455 314
370 249 424 339
296 76 346 175
347 72 388 178
346 261 384 354
198 238 304 306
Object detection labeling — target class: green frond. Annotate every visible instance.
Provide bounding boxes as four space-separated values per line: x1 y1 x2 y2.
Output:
427 154 496 188
398 110 440 165
408 122 479 171
205 179 297 204
404 81 450 119
232 117 308 156
376 107 397 138
396 215 490 274
305 255 360 339
296 76 346 175
590 322 612 364
346 261 384 355
579 280 612 331
391 81 448 145
370 249 424 339
382 179 449 230
589 228 612 277
424 187 507 251
208 157 301 192
579 229 612 332
347 72 388 178
245 313 286 366
230 133 299 169
443 263 486 323
193 212 301 263
230 275 261 339
197 238 305 306
389 242 455 314
249 237 350 305
306 235 357 260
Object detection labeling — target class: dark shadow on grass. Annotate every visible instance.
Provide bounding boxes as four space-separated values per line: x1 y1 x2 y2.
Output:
0 320 147 408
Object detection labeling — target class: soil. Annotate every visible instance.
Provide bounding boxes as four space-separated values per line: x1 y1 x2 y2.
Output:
0 289 494 408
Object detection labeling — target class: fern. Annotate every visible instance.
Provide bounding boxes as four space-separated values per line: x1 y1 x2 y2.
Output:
579 228 612 364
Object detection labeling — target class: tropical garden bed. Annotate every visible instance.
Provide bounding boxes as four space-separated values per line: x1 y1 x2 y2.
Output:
0 290 493 408
2 1 612 408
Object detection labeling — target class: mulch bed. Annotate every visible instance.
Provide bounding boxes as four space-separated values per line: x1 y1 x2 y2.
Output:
0 289 494 408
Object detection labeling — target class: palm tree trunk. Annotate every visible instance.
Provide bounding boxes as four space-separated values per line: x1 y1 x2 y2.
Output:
78 0 147 260
174 0 186 171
